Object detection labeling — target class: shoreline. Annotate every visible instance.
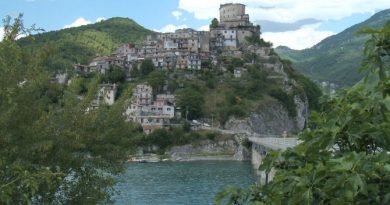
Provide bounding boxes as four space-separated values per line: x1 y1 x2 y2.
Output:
127 154 250 163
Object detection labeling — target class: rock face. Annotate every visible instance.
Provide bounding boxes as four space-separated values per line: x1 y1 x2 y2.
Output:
224 56 309 136
167 139 251 161
294 95 308 131
224 96 308 135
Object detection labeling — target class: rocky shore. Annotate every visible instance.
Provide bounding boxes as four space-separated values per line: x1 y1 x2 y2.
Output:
129 138 251 163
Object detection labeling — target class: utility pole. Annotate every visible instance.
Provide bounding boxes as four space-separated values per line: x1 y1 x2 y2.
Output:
186 106 188 121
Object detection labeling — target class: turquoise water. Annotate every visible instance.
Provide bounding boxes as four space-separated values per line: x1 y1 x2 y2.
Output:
113 161 257 205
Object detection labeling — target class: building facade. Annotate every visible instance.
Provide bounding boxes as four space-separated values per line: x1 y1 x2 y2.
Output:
125 83 177 133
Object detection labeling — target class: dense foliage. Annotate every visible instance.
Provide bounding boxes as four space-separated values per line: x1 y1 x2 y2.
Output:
275 8 390 87
216 21 390 205
0 15 143 204
177 86 205 120
102 65 127 83
140 58 156 77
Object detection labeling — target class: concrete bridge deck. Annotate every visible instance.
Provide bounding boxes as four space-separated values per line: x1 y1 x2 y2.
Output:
248 137 300 150
199 126 300 150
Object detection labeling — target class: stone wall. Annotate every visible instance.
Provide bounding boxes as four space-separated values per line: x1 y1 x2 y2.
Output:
166 138 251 161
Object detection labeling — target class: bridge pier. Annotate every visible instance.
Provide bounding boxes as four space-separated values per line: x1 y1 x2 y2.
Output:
251 143 275 185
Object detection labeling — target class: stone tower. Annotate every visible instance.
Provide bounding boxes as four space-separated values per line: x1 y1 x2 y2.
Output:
219 3 251 27
210 3 261 51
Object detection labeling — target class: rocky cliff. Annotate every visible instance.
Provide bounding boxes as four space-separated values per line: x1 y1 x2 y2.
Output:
224 97 307 135
224 60 309 136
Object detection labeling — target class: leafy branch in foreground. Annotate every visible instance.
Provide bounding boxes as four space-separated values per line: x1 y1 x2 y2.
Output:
216 21 390 205
0 15 141 204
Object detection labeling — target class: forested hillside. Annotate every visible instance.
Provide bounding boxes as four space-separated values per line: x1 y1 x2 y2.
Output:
17 17 153 72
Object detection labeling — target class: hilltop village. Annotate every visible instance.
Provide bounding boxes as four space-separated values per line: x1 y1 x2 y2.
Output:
71 3 274 133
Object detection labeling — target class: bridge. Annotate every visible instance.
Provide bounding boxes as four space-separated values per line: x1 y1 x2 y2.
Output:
199 126 300 184
199 126 299 150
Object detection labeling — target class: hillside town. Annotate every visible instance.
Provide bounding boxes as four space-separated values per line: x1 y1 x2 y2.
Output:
74 3 264 74
72 3 271 133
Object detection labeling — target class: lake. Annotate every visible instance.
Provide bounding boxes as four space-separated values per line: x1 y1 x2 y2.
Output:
113 161 257 205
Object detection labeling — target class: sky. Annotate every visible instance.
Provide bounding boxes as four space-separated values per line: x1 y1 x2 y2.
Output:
0 0 389 49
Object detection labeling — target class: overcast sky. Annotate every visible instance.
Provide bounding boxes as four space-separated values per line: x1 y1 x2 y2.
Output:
1 0 389 49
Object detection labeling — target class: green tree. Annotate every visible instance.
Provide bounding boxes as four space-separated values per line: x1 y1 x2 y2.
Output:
177 88 204 120
0 15 141 204
103 65 126 83
146 71 165 94
210 18 219 29
140 58 155 77
130 65 140 78
216 21 390 205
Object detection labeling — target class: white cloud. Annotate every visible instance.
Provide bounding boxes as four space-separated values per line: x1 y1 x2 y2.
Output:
154 24 188 33
262 24 335 50
179 0 220 20
16 33 27 40
95 17 105 22
178 0 390 22
64 17 106 29
0 27 4 42
172 11 183 20
198 25 210 31
64 17 92 28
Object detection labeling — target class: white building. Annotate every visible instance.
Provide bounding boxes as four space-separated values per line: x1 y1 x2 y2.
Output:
100 84 117 105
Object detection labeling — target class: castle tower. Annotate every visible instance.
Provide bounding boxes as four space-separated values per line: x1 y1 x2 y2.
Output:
220 3 245 22
219 3 250 27
210 3 260 51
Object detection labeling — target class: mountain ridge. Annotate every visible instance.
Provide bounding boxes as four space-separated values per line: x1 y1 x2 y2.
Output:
275 8 390 86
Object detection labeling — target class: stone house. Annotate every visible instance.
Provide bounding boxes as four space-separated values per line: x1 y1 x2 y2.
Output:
88 56 128 74
176 54 188 69
133 83 153 106
187 53 202 70
125 83 177 133
86 83 118 113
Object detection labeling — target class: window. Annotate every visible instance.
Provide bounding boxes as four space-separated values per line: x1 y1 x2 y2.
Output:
167 108 171 111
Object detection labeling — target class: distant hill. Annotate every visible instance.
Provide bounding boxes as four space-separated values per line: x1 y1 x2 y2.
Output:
18 17 153 72
275 9 390 87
